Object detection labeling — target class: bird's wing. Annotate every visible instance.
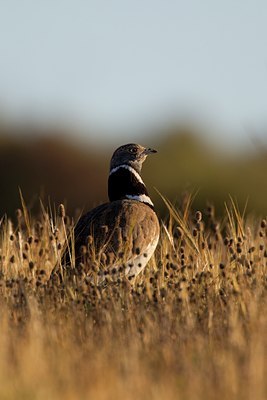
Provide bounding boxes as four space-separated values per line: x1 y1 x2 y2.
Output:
65 200 159 267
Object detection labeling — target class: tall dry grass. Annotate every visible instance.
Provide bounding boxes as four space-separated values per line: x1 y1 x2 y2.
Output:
0 196 266 400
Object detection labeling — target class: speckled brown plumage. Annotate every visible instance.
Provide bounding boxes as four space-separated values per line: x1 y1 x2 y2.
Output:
73 199 159 261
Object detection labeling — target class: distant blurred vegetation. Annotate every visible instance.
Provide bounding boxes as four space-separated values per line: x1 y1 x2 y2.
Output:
0 121 266 218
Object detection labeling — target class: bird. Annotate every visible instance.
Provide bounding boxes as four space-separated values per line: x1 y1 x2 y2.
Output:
55 143 159 284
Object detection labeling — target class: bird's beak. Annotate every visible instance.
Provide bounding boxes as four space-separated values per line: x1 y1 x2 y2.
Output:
143 147 157 155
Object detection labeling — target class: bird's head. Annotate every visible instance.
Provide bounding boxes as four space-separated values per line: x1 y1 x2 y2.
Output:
110 143 157 174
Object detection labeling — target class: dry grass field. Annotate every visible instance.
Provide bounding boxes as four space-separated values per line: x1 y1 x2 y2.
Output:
0 195 266 400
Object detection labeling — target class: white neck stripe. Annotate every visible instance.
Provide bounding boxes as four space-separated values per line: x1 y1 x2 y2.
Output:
126 194 154 207
109 164 144 185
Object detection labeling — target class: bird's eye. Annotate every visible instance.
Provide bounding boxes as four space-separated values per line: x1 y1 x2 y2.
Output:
129 148 137 154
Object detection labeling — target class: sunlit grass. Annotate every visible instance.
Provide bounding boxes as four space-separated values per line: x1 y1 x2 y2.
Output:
0 197 266 400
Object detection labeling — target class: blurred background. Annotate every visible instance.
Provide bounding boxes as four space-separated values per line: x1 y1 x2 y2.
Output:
0 1 267 218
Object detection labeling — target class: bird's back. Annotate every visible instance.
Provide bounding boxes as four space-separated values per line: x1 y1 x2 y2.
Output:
64 199 159 278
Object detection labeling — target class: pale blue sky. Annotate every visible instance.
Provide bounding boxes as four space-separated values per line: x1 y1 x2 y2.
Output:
1 0 267 145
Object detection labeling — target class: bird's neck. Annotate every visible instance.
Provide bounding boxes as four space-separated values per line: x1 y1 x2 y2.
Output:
108 164 154 208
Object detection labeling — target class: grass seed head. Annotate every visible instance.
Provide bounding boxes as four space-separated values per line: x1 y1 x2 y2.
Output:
58 203 66 218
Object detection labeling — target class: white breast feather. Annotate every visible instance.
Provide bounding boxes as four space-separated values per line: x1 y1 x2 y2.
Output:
124 235 159 278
